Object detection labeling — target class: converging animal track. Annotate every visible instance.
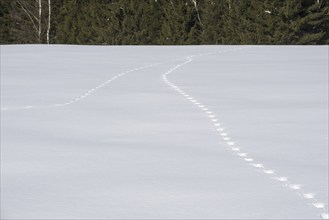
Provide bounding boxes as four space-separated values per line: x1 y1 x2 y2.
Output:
2 46 327 219
161 48 328 219
0 48 244 112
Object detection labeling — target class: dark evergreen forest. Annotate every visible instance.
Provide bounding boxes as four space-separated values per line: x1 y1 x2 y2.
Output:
1 0 328 45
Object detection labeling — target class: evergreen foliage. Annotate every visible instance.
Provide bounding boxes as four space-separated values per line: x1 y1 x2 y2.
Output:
1 0 328 45
0 0 12 44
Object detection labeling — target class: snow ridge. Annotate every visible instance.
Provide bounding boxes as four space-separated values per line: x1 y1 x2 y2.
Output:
161 50 328 219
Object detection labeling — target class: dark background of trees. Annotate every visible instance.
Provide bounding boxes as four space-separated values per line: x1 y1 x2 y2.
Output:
1 0 328 45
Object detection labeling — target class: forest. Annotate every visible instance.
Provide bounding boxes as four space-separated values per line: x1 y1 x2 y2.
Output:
0 0 328 45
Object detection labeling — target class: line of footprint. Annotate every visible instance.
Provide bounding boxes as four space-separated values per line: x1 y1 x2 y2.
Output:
162 56 328 220
0 63 161 111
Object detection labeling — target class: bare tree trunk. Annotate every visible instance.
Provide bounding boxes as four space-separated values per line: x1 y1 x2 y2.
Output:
191 0 203 28
17 1 39 35
47 0 51 44
38 0 42 43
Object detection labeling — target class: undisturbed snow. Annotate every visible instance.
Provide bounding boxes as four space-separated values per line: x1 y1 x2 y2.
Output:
1 45 328 219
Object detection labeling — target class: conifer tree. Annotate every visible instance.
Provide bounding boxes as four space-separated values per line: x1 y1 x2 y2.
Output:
1 0 328 45
159 0 188 44
273 0 329 44
56 0 79 44
0 0 13 44
200 1 225 44
221 0 247 44
297 0 329 44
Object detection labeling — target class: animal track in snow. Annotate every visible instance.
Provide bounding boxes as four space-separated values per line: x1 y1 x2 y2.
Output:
321 213 329 219
264 170 275 174
289 184 302 190
2 63 160 111
303 193 316 199
161 48 328 219
251 163 264 168
245 158 254 162
313 203 326 209
276 177 289 182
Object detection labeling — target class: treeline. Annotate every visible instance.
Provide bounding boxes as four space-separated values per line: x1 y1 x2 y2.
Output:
1 0 328 45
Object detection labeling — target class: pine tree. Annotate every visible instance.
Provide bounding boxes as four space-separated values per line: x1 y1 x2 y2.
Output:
298 0 329 44
221 0 247 44
159 0 187 44
1 0 328 45
138 0 164 44
56 0 78 44
0 0 13 44
274 0 329 44
200 1 225 44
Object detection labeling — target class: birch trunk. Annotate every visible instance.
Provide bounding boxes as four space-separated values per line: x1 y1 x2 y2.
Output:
191 0 202 25
228 0 231 13
38 0 42 43
47 0 51 44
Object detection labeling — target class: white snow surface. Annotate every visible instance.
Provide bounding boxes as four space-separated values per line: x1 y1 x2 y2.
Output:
1 45 328 219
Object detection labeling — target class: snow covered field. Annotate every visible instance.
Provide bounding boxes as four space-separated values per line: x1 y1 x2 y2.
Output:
1 45 328 219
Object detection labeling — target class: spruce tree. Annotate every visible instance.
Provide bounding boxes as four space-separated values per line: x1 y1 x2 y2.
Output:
0 0 13 44
159 0 187 44
275 0 329 44
200 1 226 44
298 0 329 44
56 0 79 44
1 0 328 45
